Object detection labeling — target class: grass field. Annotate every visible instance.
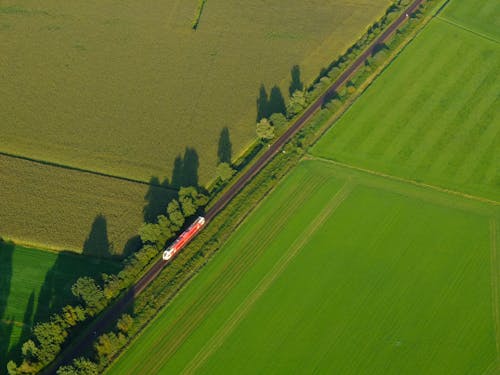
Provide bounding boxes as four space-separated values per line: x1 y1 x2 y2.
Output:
0 0 391 254
0 242 120 369
0 154 176 255
312 5 500 201
440 0 499 40
108 160 499 375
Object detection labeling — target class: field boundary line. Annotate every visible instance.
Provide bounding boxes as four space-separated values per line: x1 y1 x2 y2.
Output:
490 219 500 357
180 181 354 375
309 156 500 206
481 359 500 375
436 16 500 45
0 151 178 192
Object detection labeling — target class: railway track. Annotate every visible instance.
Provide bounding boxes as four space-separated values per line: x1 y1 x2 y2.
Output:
45 0 425 372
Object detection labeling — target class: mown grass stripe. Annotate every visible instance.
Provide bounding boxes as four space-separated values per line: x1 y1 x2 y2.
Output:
360 27 460 158
121 171 330 375
180 181 354 375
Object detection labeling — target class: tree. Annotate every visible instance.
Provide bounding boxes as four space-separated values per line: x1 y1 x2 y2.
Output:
7 361 18 375
286 90 307 118
216 162 235 182
57 357 98 375
21 340 38 361
62 305 86 327
178 187 198 217
256 118 275 141
157 215 174 243
138 222 162 245
71 277 107 316
269 113 287 129
116 314 133 335
167 200 185 228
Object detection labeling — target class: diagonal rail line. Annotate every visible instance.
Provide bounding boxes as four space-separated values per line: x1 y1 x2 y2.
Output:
45 1 426 372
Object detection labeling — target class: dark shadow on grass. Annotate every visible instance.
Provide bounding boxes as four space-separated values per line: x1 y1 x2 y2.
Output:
269 86 286 116
257 84 286 122
7 291 34 365
322 90 341 108
32 252 121 326
144 147 200 223
0 239 14 321
122 235 142 257
371 42 389 57
289 65 304 96
82 215 112 257
171 147 199 188
143 177 175 223
217 127 232 164
256 85 269 122
0 238 14 370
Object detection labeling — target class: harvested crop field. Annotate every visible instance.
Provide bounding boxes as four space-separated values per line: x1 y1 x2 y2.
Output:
0 0 391 184
108 160 499 375
0 241 120 369
0 0 392 253
0 154 175 255
312 4 500 201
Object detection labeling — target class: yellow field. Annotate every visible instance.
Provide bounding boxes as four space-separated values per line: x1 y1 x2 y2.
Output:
0 155 175 256
0 0 391 254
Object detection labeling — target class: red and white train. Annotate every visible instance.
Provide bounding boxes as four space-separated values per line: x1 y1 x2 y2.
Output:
162 216 206 261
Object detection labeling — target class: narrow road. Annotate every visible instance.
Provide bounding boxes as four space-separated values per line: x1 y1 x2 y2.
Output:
46 1 424 372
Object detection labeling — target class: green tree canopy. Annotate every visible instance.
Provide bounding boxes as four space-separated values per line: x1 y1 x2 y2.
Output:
256 118 275 141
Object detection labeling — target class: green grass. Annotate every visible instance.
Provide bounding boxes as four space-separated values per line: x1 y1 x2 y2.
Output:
107 160 499 374
439 0 500 40
0 242 120 368
312 16 500 202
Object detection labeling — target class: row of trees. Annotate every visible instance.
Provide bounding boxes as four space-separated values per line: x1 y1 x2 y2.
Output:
7 187 208 375
254 0 410 143
7 1 425 373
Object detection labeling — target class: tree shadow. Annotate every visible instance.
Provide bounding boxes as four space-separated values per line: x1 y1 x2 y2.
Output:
144 147 200 224
171 147 199 188
32 251 121 326
322 90 341 108
83 215 112 258
143 176 175 223
0 238 14 370
371 42 389 57
7 291 34 365
0 239 14 321
289 65 304 96
268 86 286 116
256 84 269 122
217 127 232 164
122 235 142 257
0 320 13 372
256 84 286 122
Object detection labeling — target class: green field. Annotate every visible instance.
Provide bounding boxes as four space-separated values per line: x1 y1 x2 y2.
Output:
0 0 391 254
108 160 499 374
440 0 499 40
312 7 500 201
0 242 120 369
